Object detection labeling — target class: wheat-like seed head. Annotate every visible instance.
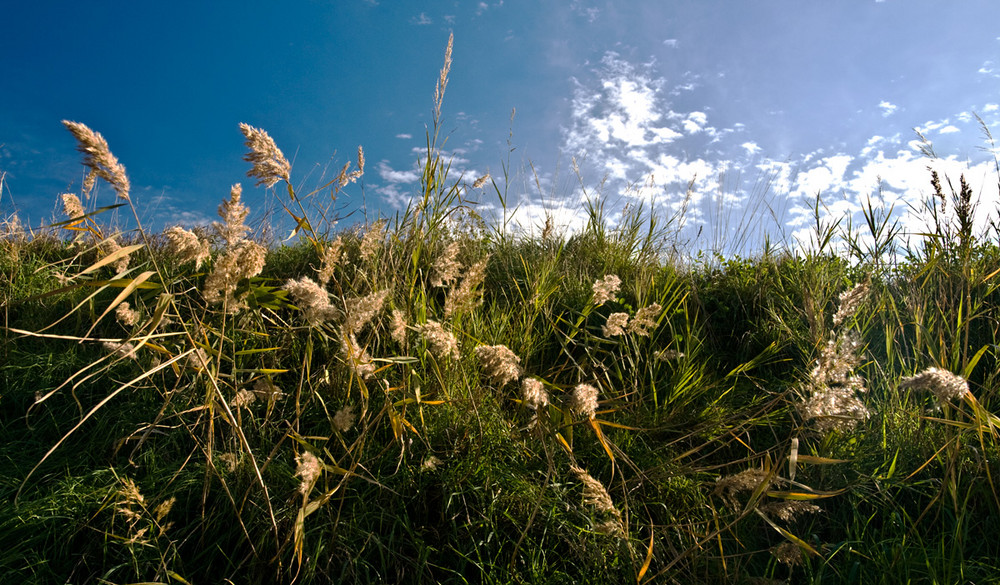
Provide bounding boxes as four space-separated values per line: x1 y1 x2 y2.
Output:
62 121 131 201
239 123 291 188
60 193 85 220
214 184 250 247
164 226 211 269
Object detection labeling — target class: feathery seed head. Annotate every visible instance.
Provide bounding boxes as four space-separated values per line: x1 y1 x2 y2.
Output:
252 378 284 402
475 344 522 386
434 33 454 117
592 274 621 306
472 173 490 189
239 123 291 188
900 367 970 403
360 219 386 261
100 236 131 273
317 236 343 285
390 309 408 345
342 289 389 335
62 121 131 201
115 302 140 327
284 277 337 325
164 226 211 269
295 451 322 496
571 383 599 418
522 377 549 410
627 303 661 336
103 340 138 360
760 500 823 523
418 320 460 360
61 193 85 220
333 405 356 432
569 465 624 536
713 468 772 509
445 257 488 317
432 242 463 288
771 542 804 567
214 184 250 247
202 240 267 309
833 281 870 327
342 333 376 379
603 312 629 337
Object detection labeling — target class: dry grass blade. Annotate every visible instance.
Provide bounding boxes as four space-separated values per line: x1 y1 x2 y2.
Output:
83 270 156 338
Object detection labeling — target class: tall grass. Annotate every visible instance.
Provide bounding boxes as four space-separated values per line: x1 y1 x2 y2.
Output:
3 35 1000 584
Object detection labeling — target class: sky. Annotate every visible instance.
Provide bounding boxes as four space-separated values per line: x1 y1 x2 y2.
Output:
3 1 1000 256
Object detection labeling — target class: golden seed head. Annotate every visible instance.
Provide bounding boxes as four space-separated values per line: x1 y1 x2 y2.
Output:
62 120 131 201
239 123 291 188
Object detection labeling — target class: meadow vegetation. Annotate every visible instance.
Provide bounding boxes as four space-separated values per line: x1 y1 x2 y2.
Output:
3 36 1000 584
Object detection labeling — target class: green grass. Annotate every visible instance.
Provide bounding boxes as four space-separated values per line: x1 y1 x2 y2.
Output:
3 37 1000 584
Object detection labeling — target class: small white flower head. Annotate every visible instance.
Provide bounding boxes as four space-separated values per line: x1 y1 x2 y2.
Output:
592 274 621 306
603 312 629 337
570 383 599 418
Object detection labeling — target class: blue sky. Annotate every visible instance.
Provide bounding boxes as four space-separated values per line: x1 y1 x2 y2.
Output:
3 1 1000 254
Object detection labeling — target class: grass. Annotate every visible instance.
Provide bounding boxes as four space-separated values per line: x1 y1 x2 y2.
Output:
3 35 1000 584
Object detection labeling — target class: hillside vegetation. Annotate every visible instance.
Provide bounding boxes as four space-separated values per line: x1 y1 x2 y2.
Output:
3 37 1000 584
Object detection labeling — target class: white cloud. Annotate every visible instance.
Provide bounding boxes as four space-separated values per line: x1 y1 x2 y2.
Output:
377 160 419 184
663 39 678 48
878 100 898 117
741 142 761 156
411 12 432 25
395 133 413 140
939 125 961 134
